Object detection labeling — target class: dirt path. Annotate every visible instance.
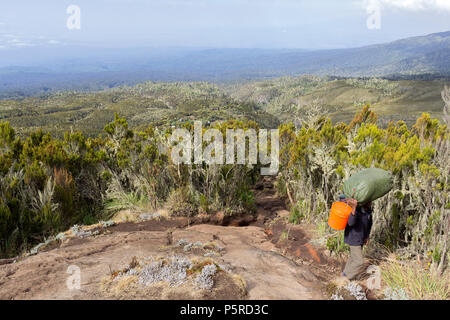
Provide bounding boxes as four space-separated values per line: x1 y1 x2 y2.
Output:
0 179 341 300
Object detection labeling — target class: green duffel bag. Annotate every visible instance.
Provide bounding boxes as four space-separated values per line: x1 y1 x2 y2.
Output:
343 168 393 205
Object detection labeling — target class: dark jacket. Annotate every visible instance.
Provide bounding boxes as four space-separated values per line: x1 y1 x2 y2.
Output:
344 205 373 246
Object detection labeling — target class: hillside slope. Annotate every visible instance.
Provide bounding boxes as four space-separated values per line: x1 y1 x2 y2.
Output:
226 77 448 125
0 77 447 137
0 32 449 97
0 82 280 137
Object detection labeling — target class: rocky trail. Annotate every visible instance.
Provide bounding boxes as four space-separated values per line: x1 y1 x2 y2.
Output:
0 178 344 300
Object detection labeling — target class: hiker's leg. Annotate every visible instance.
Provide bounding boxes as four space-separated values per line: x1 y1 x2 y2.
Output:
343 245 364 280
342 251 353 279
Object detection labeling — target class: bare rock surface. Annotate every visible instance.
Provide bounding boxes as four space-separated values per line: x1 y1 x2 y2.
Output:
174 225 321 299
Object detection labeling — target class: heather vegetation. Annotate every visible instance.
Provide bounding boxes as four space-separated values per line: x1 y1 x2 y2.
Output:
344 78 400 96
0 115 259 258
226 76 447 126
0 77 446 139
0 81 280 138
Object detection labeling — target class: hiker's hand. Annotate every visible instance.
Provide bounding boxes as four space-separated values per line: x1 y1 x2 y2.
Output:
364 238 369 246
348 198 357 215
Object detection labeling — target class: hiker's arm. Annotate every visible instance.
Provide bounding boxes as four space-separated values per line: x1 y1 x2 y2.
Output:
365 214 373 241
346 199 358 226
364 208 373 245
367 212 373 236
347 212 357 226
348 199 357 215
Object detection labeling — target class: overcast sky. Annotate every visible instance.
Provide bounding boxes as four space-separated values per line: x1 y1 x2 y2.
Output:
0 0 449 50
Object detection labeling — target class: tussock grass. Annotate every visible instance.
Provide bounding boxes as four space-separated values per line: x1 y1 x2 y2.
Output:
380 256 449 300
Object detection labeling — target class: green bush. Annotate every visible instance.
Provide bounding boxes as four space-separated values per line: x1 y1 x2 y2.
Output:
326 232 349 255
0 116 261 258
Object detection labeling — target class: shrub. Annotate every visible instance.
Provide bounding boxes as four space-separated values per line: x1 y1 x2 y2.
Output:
0 117 260 257
326 232 349 255
166 187 197 217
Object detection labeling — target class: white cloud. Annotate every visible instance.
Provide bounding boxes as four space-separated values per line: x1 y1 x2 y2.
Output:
13 42 33 47
3 38 34 47
0 34 63 49
363 0 450 12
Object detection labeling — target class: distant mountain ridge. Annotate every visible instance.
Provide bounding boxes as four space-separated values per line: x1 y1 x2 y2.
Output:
0 31 449 97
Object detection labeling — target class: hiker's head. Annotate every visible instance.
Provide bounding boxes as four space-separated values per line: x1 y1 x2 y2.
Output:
339 194 347 201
